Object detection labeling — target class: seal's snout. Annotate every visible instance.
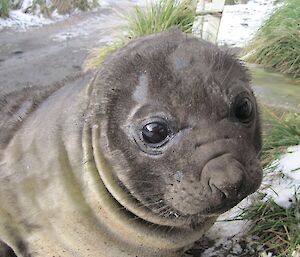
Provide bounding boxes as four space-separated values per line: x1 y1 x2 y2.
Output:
203 154 244 201
164 143 262 217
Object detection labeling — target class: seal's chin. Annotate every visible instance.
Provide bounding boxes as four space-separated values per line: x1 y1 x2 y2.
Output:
118 183 218 228
164 185 246 218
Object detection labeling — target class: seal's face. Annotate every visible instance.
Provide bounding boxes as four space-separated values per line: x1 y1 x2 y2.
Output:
93 30 262 227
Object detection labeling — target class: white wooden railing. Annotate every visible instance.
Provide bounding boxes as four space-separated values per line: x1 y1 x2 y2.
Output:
193 0 226 44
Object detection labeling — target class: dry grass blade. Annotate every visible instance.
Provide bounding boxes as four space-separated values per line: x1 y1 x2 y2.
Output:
84 0 198 70
240 198 300 256
261 107 300 167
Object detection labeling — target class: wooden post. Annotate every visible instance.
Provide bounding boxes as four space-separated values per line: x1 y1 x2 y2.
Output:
193 0 225 44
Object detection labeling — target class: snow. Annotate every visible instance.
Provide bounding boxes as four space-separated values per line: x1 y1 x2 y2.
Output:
278 145 300 182
0 0 70 31
0 10 54 31
197 197 255 257
199 145 300 256
0 0 146 31
102 0 279 48
218 0 278 47
1 0 278 37
261 145 300 209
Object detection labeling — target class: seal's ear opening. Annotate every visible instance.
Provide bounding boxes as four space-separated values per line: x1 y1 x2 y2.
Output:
0 240 17 257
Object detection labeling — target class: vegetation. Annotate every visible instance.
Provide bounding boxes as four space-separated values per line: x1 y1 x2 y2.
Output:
85 0 198 70
243 0 300 82
51 0 98 14
241 198 300 257
0 0 98 18
261 109 300 167
0 0 9 18
237 109 300 256
225 0 248 5
84 41 125 71
126 0 197 38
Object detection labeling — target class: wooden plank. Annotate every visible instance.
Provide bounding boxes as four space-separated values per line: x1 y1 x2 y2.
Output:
193 0 225 44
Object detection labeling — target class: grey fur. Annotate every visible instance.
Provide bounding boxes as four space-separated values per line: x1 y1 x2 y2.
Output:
0 29 262 257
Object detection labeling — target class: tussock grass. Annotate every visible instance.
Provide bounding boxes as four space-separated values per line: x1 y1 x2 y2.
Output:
261 108 300 167
225 0 249 4
225 0 238 5
24 0 98 16
243 0 300 82
84 41 125 71
126 0 197 38
28 0 53 17
51 0 97 14
240 198 300 257
0 0 9 18
85 0 198 70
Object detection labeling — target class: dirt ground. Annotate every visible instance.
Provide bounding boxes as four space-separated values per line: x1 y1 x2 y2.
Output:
0 6 127 95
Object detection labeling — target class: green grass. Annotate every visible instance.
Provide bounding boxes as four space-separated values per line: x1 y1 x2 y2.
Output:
51 0 98 14
261 108 300 168
225 0 249 4
237 108 300 256
1 0 98 18
225 0 238 5
84 0 198 70
243 0 300 82
0 0 9 18
24 0 98 16
126 0 197 38
240 198 300 257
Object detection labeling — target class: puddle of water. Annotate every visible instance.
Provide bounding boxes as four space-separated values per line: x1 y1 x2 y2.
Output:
248 63 300 112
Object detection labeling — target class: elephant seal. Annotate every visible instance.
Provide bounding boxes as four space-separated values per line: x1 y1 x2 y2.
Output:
0 29 262 257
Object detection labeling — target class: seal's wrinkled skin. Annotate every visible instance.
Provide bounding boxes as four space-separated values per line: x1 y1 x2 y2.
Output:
0 30 262 257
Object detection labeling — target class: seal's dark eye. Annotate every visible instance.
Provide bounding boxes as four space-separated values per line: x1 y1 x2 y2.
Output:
142 122 169 144
234 97 253 123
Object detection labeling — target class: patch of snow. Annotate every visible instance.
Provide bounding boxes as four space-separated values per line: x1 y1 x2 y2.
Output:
0 10 57 31
261 253 274 257
198 145 300 256
20 0 34 11
278 145 300 182
217 0 278 47
207 198 251 239
261 145 300 209
0 0 99 31
198 197 256 257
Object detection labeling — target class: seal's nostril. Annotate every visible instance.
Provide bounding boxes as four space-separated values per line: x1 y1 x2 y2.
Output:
210 183 227 199
211 182 241 199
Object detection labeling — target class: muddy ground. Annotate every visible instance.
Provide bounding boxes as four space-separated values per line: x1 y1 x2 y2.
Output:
0 6 127 95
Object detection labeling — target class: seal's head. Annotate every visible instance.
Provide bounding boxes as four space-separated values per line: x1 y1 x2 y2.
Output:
90 29 262 228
